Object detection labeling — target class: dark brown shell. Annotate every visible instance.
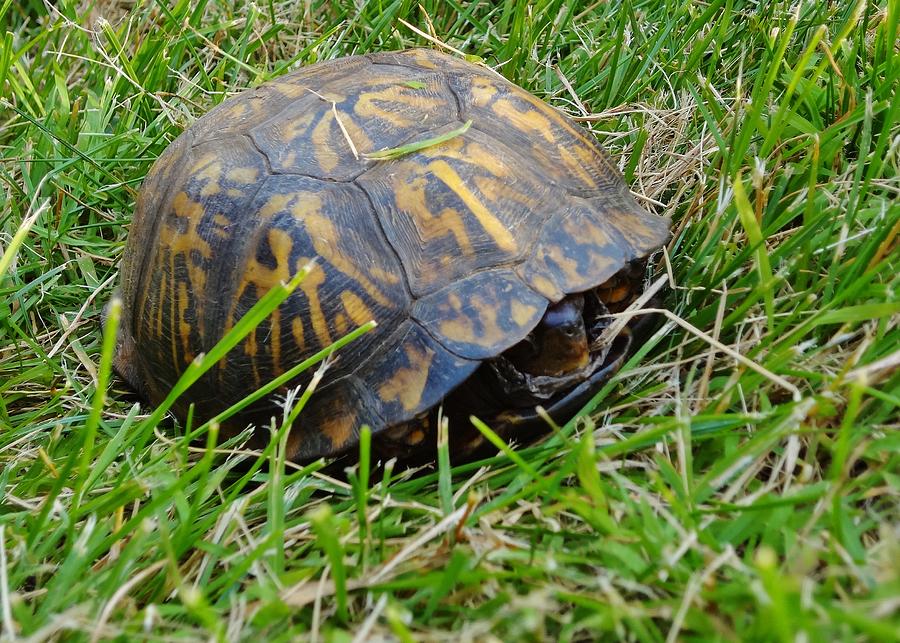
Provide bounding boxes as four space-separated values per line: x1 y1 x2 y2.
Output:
116 48 670 460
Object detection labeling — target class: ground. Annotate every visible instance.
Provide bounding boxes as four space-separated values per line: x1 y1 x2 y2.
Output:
1 0 898 640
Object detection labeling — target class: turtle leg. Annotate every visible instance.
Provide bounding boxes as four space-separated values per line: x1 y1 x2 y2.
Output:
370 411 440 464
593 258 668 345
373 407 490 467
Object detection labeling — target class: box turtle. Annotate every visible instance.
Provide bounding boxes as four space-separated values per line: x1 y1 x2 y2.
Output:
114 48 670 462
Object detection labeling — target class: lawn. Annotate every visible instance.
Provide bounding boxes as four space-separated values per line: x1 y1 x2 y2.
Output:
1 0 898 640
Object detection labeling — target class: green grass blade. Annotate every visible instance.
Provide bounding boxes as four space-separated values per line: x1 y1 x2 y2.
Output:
363 120 472 160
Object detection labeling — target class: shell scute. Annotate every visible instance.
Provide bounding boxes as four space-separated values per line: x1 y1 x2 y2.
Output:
517 203 629 302
217 176 410 389
357 322 479 427
357 127 557 297
412 270 548 360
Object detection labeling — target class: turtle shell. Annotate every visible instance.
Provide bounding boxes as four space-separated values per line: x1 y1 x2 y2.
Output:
115 48 670 460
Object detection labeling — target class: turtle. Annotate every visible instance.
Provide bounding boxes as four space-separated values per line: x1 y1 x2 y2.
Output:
113 48 670 462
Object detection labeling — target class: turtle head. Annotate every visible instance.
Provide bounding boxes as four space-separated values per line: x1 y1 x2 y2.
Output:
506 294 590 377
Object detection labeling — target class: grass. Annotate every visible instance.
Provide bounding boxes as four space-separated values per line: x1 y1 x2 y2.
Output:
1 0 898 639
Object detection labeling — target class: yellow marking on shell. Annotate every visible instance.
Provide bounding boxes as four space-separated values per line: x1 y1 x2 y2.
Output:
418 135 518 200
168 250 178 372
196 99 260 140
602 206 668 250
557 144 601 188
260 194 294 219
341 290 375 327
270 309 283 375
191 154 224 197
225 101 253 120
311 110 340 173
406 429 425 445
334 312 349 336
434 291 474 342
321 408 355 451
298 261 331 347
246 328 262 389
469 75 618 186
218 197 283 356
405 50 440 69
225 189 395 360
224 227 294 379
162 193 212 296
320 410 356 450
155 193 213 350
227 167 260 184
177 281 194 363
276 94 362 172
244 326 258 357
168 193 209 243
390 135 521 261
291 198 394 308
291 317 305 352
471 174 539 212
209 215 231 240
395 175 472 255
281 109 318 140
354 86 444 127
319 90 345 103
278 110 318 169
155 269 167 338
338 112 373 157
309 105 373 165
375 265 401 285
427 160 517 253
269 82 309 99
510 299 540 327
538 244 582 284
491 97 556 144
378 342 434 412
426 133 501 168
169 192 208 236
469 76 498 104
168 192 212 259
438 310 479 345
538 215 618 288
526 273 561 301
242 227 292 286
568 214 615 255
